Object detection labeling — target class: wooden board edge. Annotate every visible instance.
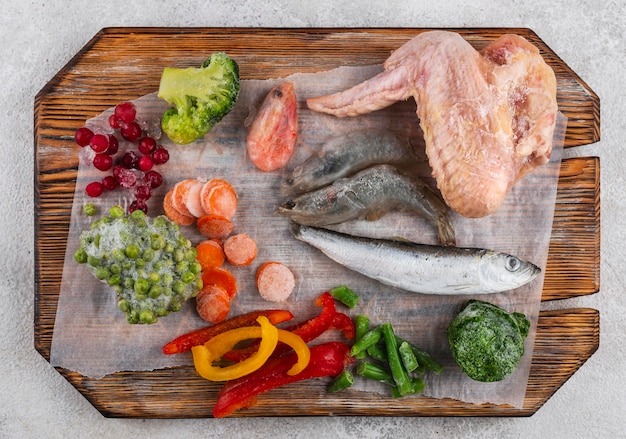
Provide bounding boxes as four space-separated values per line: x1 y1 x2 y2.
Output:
52 308 599 418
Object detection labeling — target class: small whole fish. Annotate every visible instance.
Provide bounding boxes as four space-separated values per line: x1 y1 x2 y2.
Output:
246 81 298 172
280 129 418 196
278 164 456 246
292 224 540 295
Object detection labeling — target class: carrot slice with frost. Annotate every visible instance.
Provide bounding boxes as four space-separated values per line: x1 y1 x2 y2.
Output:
196 239 226 271
202 267 238 299
256 261 296 302
223 233 258 266
163 189 196 226
197 214 234 240
183 180 206 218
200 179 238 219
172 179 201 218
196 285 231 323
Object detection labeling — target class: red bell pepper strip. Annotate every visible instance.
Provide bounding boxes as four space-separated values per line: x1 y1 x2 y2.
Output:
329 312 356 340
213 341 352 418
222 292 338 362
162 309 294 355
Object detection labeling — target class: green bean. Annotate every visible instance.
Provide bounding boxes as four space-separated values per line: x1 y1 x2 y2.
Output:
328 369 354 393
381 323 413 397
353 315 370 359
356 361 394 385
395 336 444 375
349 327 382 357
366 343 387 363
398 341 419 373
329 285 359 308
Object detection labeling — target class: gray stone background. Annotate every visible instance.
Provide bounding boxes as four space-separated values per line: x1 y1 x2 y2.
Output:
2 1 623 437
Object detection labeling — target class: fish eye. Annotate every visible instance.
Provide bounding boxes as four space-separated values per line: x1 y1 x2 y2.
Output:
505 256 521 272
282 200 296 210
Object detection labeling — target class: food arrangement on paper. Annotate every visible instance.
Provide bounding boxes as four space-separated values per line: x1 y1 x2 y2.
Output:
51 31 565 415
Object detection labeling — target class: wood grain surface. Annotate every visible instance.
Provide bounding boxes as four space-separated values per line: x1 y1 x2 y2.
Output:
34 28 600 418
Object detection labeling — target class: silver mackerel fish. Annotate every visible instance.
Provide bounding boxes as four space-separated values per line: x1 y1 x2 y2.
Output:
292 224 541 295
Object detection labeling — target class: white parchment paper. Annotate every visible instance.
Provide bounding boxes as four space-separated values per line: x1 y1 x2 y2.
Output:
51 65 565 409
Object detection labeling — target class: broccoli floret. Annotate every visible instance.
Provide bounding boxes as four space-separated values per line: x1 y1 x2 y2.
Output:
447 299 530 382
158 52 240 144
75 207 203 324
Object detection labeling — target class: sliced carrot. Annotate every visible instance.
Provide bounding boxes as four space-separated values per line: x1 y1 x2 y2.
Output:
256 261 296 302
196 239 226 271
197 214 234 240
201 267 238 299
223 233 258 266
196 285 231 324
172 179 202 218
163 189 196 226
183 179 206 218
200 179 238 220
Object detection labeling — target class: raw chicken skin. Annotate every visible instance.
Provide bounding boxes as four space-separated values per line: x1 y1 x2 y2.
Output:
307 31 558 217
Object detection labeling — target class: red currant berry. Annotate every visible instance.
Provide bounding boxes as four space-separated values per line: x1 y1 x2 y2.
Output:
108 114 122 129
114 101 137 124
102 175 118 191
120 121 142 142
128 199 148 214
74 127 94 147
106 135 119 155
138 137 157 155
85 181 104 198
89 134 109 153
137 156 154 172
144 170 163 189
134 185 152 201
152 147 170 165
121 151 139 169
93 153 113 171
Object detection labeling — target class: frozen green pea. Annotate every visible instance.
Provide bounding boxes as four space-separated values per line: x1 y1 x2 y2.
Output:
174 248 185 262
95 268 110 280
109 206 124 218
139 309 156 324
111 248 126 262
118 299 131 313
83 203 97 216
148 272 160 283
181 271 196 284
125 244 140 259
124 277 134 289
151 234 166 250
172 280 186 294
110 263 122 275
142 248 155 262
87 255 101 267
175 260 188 274
74 248 88 264
108 274 122 286
134 278 149 295
189 262 202 275
148 285 163 299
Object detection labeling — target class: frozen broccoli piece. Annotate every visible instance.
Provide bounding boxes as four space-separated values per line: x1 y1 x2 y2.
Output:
158 52 240 144
447 299 530 382
74 207 203 324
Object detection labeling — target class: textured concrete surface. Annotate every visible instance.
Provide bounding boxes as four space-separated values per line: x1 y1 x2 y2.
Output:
3 1 624 437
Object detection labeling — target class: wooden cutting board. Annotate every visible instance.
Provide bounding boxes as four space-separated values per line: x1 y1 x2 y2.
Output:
34 28 600 418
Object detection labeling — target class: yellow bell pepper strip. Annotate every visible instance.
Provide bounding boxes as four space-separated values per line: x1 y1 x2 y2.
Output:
192 316 279 382
162 309 294 355
275 328 310 376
